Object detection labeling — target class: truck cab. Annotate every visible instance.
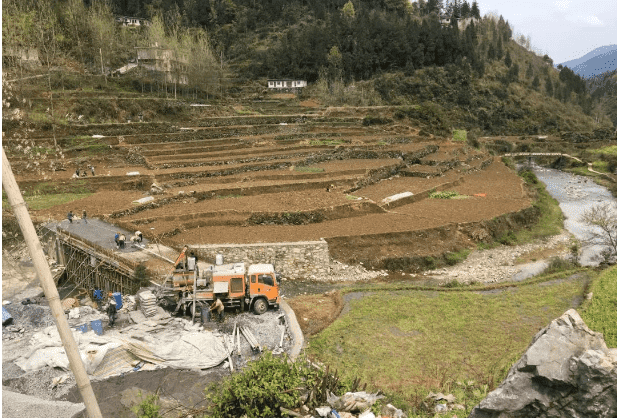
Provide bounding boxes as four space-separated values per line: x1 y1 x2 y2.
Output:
247 264 280 314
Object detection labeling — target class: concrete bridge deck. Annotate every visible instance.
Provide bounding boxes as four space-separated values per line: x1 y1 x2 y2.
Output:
46 219 180 294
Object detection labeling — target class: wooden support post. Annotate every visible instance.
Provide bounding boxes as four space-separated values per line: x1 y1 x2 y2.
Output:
2 148 103 418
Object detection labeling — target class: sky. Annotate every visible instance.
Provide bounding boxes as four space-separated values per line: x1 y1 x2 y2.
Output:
481 0 617 64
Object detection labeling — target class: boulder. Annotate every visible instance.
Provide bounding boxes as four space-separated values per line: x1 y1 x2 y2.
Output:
469 309 617 418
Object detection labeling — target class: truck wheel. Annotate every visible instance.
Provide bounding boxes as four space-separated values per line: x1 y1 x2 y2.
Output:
252 298 268 315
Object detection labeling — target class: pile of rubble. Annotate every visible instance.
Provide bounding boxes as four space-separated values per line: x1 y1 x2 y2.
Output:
282 391 407 418
314 261 388 282
2 301 55 340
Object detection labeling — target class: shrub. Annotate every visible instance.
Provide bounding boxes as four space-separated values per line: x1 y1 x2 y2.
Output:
443 279 464 288
452 129 467 142
131 393 161 418
444 249 471 266
502 157 515 170
518 168 539 184
207 352 324 418
429 190 461 199
544 257 576 274
498 231 517 246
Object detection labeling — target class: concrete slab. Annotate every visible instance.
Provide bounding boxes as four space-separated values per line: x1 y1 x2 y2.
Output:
48 219 148 253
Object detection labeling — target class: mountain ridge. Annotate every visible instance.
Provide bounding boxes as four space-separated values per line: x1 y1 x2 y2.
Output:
559 45 617 68
559 45 617 78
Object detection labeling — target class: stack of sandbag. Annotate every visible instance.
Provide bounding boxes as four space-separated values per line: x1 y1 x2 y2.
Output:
139 291 157 317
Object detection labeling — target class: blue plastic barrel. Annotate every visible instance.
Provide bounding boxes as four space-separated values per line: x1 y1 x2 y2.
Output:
2 307 13 325
90 319 103 335
112 292 123 310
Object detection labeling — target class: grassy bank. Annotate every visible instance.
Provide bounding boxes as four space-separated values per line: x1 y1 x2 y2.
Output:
306 270 590 416
2 181 93 211
511 167 564 244
580 265 617 347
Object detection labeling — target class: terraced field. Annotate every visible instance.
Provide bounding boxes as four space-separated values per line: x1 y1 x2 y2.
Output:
8 102 534 272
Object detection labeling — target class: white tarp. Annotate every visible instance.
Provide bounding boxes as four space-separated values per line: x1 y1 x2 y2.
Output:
16 326 118 374
152 332 228 369
382 191 413 204
133 196 154 204
15 318 230 378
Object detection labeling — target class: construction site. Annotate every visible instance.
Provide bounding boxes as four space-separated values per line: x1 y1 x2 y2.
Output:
2 94 546 417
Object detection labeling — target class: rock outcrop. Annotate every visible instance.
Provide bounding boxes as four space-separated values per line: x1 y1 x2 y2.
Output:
469 309 617 418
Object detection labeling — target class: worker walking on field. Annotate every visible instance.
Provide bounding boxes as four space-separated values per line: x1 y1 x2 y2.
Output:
210 297 225 322
114 232 120 248
118 233 126 249
67 211 74 224
82 210 87 224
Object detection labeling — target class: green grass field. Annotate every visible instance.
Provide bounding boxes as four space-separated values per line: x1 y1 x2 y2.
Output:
308 271 589 416
590 145 617 156
580 265 617 348
2 181 93 211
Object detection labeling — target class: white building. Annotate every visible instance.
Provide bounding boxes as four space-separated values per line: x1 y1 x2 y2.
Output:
116 16 151 27
267 79 307 91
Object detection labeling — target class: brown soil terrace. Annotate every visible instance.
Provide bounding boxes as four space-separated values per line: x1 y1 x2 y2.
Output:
7 105 533 273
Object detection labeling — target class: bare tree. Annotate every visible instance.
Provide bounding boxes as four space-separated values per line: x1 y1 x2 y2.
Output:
580 202 617 264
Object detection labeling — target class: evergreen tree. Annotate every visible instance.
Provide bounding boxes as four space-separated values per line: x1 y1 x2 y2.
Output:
487 43 495 60
507 62 519 83
470 0 480 18
451 0 460 18
460 0 470 18
496 36 503 60
532 75 540 90
525 62 533 79
425 0 442 15
504 49 512 67
545 76 553 97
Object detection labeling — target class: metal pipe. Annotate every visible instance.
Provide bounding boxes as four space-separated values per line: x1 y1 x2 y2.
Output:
2 148 103 418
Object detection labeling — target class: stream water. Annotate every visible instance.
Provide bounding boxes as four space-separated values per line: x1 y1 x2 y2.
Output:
532 164 615 266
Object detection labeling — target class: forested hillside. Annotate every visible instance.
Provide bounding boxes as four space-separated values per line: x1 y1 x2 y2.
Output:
2 0 614 136
588 69 617 127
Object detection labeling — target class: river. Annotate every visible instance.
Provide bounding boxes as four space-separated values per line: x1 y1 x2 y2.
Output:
533 164 615 266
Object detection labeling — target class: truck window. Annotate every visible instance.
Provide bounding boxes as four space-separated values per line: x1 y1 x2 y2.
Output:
258 274 274 287
251 275 256 283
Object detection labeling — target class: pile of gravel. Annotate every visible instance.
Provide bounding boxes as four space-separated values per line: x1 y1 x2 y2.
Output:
307 260 388 282
3 303 55 339
217 309 290 369
3 366 77 401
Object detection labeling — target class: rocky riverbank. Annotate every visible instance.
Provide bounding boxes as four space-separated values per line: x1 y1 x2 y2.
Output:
423 231 573 284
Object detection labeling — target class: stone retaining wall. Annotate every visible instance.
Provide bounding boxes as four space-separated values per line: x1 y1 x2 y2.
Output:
190 240 330 279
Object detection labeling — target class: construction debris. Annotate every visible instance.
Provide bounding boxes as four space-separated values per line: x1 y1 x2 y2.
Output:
139 290 157 317
327 391 385 413
240 326 261 352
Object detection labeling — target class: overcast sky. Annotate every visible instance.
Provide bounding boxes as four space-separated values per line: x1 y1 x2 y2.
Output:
481 0 617 64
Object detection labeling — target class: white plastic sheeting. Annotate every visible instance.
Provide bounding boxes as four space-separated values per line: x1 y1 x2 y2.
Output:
15 319 230 378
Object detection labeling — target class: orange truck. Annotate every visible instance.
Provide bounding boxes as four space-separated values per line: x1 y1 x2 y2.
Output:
159 247 281 315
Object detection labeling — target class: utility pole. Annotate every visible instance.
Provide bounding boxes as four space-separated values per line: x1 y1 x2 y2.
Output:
2 148 103 418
